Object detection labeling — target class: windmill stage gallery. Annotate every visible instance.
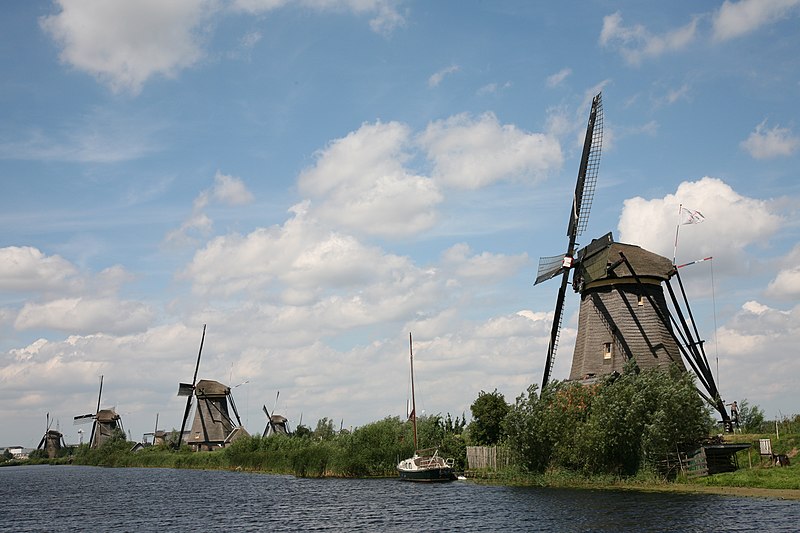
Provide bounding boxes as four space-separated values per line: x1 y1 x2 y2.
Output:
55 93 744 475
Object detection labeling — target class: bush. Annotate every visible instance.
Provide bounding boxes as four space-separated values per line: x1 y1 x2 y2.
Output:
505 362 713 476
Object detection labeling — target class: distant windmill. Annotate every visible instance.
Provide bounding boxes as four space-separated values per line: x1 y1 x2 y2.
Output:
534 92 731 427
73 375 124 448
36 413 66 458
176 325 249 451
262 391 290 437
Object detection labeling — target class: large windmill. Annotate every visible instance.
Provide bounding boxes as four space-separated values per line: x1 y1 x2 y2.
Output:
36 413 66 458
73 375 124 448
534 92 731 427
176 325 249 451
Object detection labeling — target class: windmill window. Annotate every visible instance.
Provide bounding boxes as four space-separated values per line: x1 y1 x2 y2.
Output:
603 342 613 360
637 295 645 306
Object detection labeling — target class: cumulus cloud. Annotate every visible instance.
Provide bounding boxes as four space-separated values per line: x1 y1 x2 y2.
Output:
15 297 153 335
715 300 800 407
740 120 800 159
166 171 254 245
766 245 800 299
428 65 460 87
40 0 216 94
40 0 404 94
712 0 800 42
182 201 439 311
599 11 698 65
419 112 563 189
618 177 782 269
299 121 442 238
0 247 81 293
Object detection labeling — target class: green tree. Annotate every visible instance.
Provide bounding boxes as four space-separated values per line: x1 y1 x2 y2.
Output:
313 418 336 441
294 424 312 439
469 389 510 445
737 399 765 433
504 363 712 476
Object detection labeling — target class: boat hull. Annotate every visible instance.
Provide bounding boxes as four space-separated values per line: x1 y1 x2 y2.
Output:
398 466 456 482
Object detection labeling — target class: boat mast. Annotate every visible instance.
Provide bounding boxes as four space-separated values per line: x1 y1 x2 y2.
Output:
409 332 417 451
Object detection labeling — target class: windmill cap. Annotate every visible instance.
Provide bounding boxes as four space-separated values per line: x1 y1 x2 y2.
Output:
195 379 230 396
579 241 674 288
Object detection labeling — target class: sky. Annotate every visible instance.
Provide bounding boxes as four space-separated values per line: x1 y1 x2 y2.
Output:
1 0 799 447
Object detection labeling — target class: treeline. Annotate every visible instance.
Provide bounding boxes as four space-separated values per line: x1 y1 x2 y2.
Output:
58 414 467 477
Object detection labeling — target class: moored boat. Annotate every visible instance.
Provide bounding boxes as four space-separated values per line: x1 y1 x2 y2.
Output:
397 333 456 482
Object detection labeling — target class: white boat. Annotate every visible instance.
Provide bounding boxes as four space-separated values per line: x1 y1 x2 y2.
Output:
397 333 456 482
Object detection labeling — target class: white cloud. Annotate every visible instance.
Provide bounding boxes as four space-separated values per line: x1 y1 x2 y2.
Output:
419 112 563 189
599 11 698 66
166 171 254 245
546 68 571 88
210 171 255 206
40 0 216 94
712 0 800 42
298 121 442 238
441 243 528 282
232 0 405 35
15 297 153 335
428 65 460 87
766 245 800 299
714 300 800 410
0 247 81 293
181 202 438 314
740 120 800 159
618 177 782 269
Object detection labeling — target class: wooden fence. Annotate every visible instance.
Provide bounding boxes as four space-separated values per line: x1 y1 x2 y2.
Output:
466 446 511 470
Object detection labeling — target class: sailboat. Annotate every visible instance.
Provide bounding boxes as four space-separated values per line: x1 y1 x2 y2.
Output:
397 332 456 482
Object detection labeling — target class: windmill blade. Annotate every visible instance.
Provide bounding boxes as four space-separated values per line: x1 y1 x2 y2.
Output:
87 375 103 447
262 404 277 437
177 383 194 397
37 435 47 450
567 92 603 242
539 92 603 390
73 414 94 424
176 324 206 449
535 254 568 285
541 269 569 390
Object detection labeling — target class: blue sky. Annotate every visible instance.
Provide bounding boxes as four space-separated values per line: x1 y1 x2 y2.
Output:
1 0 799 447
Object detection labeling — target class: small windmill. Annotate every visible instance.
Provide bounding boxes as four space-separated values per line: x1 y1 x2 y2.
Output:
176 325 249 451
262 391 290 437
533 92 731 426
73 375 124 448
36 413 66 458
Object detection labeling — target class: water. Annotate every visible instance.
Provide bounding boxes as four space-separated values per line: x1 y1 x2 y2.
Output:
1 465 798 532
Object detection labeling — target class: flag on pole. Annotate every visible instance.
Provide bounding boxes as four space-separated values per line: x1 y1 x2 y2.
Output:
680 206 705 225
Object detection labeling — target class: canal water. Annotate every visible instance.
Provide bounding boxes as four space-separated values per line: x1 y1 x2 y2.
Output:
1 465 797 532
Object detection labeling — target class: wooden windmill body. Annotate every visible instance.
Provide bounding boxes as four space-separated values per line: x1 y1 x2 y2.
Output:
569 239 686 381
92 408 122 447
73 375 124 449
188 379 237 450
37 414 66 458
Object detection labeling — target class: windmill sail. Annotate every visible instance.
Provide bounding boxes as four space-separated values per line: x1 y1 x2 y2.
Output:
176 325 206 449
537 92 603 390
